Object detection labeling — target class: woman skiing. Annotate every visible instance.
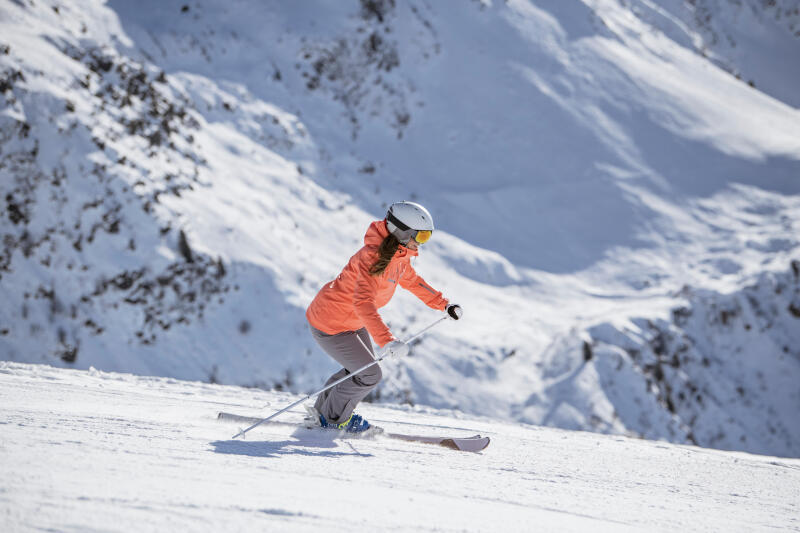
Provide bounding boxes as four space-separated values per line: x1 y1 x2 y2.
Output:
305 201 462 433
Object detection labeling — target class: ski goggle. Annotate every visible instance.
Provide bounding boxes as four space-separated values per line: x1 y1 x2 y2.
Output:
414 230 432 244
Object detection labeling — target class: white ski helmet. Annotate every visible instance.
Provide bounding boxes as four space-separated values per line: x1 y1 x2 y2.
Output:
385 201 434 244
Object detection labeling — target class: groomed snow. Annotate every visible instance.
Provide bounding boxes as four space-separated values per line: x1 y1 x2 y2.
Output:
1 362 798 532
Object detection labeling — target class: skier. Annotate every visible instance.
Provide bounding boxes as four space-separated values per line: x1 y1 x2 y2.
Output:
304 201 462 433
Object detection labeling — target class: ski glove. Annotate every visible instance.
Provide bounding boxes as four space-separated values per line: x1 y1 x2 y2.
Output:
383 340 409 359
446 304 463 320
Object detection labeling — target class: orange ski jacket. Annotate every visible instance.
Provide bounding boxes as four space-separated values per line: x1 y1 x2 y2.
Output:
306 220 448 347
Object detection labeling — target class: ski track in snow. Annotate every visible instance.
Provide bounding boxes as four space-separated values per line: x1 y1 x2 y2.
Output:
1 362 798 532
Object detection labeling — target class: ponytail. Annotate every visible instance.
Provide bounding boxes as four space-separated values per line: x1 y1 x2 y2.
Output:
370 234 400 276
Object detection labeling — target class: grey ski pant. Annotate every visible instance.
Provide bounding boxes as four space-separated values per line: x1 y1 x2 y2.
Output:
310 325 381 426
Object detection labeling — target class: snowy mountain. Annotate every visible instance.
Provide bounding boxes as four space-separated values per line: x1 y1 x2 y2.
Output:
2 361 799 532
1 0 799 458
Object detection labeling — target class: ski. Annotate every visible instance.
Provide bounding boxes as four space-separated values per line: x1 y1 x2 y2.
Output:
384 431 490 452
217 412 490 452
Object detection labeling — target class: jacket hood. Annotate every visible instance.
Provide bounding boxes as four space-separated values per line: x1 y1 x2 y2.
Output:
364 220 418 257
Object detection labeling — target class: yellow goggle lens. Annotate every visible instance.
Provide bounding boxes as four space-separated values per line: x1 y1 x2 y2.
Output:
414 230 432 244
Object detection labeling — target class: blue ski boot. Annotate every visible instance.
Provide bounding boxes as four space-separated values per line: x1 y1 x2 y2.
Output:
304 405 378 435
332 413 372 433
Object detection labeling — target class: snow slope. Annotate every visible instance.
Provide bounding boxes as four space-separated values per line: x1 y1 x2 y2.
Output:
1 0 799 458
650 0 800 107
2 362 799 532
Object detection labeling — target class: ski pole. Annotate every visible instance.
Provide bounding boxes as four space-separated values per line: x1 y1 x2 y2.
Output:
231 315 449 439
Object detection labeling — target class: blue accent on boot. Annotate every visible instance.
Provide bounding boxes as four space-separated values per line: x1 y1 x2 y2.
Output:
319 413 371 433
342 414 371 433
319 413 372 433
